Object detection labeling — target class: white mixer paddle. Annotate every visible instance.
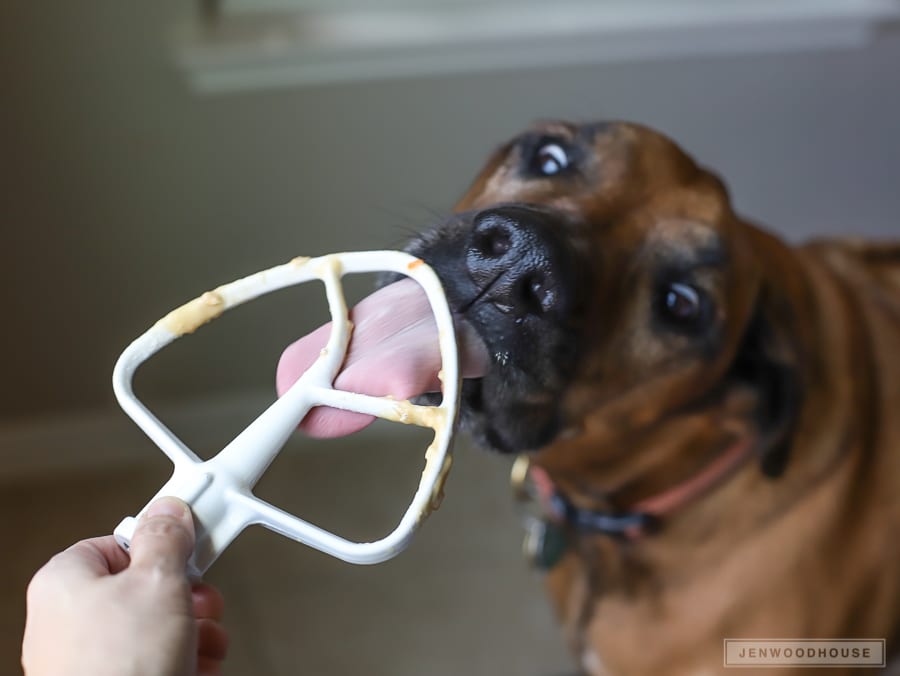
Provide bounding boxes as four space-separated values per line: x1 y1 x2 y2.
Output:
112 251 460 577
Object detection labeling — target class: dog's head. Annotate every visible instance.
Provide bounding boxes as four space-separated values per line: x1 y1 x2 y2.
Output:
406 121 803 491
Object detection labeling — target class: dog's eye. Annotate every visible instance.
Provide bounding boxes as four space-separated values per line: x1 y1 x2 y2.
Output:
533 143 569 176
665 283 700 319
656 282 710 330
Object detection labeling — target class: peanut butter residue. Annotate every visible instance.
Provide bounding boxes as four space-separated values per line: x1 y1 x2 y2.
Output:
313 255 344 279
158 291 225 336
290 256 311 267
420 440 453 517
385 402 453 521
386 400 447 429
406 258 425 271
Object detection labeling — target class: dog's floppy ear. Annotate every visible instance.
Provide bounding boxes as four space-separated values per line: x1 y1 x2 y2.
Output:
735 290 803 477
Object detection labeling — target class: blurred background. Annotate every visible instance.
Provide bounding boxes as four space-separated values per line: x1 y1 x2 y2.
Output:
2 1 899 674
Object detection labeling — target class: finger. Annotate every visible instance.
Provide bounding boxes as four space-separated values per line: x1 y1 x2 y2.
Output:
81 535 134 574
63 536 132 576
128 497 195 575
197 656 224 676
197 618 229 660
192 583 225 620
34 535 131 589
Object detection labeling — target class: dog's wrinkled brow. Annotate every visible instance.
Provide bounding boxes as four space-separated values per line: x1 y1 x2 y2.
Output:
690 243 728 269
648 223 727 273
658 243 728 277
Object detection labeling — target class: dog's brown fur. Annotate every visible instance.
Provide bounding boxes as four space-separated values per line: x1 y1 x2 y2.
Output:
455 121 900 674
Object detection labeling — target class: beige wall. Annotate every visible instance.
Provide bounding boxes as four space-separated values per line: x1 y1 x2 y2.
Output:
3 1 899 426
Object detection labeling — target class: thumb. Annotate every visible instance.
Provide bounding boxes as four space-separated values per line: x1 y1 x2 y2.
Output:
129 497 196 575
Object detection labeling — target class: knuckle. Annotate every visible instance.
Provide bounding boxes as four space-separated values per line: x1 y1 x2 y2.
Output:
131 515 194 572
136 516 189 541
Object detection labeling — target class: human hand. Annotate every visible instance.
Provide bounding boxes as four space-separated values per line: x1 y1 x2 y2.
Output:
22 497 228 676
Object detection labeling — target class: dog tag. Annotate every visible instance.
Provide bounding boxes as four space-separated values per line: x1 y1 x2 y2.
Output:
523 518 567 570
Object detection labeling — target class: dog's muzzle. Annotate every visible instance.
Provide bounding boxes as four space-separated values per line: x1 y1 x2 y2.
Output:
405 205 588 454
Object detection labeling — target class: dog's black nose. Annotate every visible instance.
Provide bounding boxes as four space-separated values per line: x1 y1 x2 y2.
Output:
466 206 576 317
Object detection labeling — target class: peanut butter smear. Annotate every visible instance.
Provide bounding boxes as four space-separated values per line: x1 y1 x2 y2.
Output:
422 440 454 515
387 400 448 429
157 290 225 336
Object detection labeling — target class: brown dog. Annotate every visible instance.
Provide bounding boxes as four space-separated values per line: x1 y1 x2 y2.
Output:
405 121 900 674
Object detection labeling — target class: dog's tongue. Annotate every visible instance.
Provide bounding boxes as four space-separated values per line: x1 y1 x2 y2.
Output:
276 279 488 438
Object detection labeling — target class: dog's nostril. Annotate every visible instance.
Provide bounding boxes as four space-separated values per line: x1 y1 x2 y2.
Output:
466 208 573 319
472 226 512 259
518 273 554 315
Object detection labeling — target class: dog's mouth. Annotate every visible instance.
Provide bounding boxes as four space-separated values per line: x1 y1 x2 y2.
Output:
276 205 586 454
402 204 587 453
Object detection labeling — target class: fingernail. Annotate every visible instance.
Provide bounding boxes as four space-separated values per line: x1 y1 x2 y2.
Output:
145 496 189 521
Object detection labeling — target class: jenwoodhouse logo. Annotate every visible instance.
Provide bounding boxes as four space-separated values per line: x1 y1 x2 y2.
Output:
724 639 885 668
